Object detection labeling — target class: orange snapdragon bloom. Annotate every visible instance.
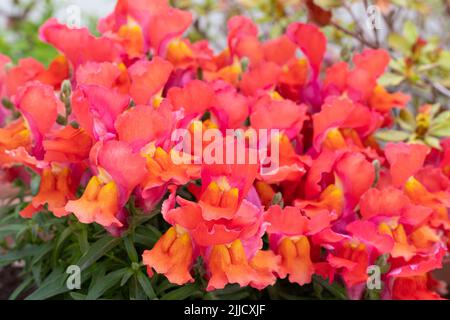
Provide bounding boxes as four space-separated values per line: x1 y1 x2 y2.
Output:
128 57 173 105
207 239 280 291
369 85 410 113
116 19 145 59
65 175 121 227
43 126 92 163
166 39 195 68
141 145 200 193
295 184 344 218
404 177 450 230
21 166 75 218
143 226 194 285
385 142 430 188
327 241 370 288
0 119 31 167
278 236 314 286
14 82 61 156
40 18 123 70
312 96 379 152
264 205 334 285
66 140 147 230
75 62 128 92
207 239 255 290
5 56 69 96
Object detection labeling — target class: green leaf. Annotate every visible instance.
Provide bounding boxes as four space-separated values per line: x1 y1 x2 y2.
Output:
430 123 450 137
375 130 410 142
378 72 405 87
30 174 41 196
372 159 381 187
1 97 15 110
397 109 416 132
134 225 161 247
403 20 418 45
366 285 382 300
313 0 342 9
129 275 146 300
375 253 391 274
432 110 450 124
120 268 135 286
424 136 442 149
429 104 441 118
240 57 249 72
437 50 450 71
388 33 411 54
145 224 162 238
156 278 179 293
9 276 33 300
214 290 250 300
271 192 284 208
86 268 128 300
87 265 106 292
429 111 450 137
278 291 314 300
137 271 157 300
389 58 406 73
0 224 26 238
0 245 43 267
161 284 200 300
207 284 247 300
25 268 68 300
313 280 324 299
134 231 158 247
77 236 121 271
312 275 348 300
69 292 88 300
123 236 139 263
31 241 53 265
31 263 42 286
77 226 90 253
51 225 76 266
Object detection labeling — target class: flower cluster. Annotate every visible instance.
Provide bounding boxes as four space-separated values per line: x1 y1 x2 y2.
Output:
0 0 449 300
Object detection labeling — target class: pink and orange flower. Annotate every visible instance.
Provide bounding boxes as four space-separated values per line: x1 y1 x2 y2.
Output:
0 0 448 300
